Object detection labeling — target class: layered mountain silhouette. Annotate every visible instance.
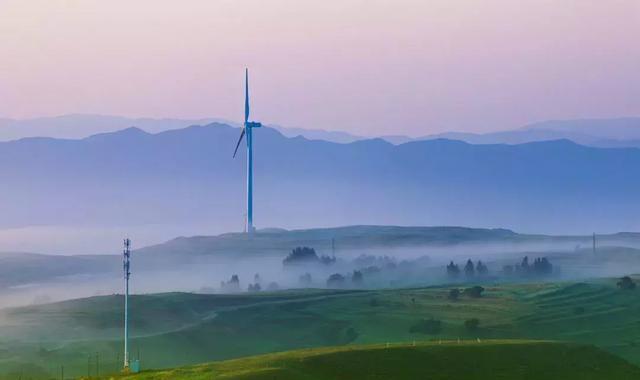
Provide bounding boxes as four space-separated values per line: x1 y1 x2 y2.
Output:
1 122 639 236
3 115 640 147
429 118 640 148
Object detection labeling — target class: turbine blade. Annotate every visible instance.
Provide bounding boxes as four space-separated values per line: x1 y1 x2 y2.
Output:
233 128 246 158
244 68 250 123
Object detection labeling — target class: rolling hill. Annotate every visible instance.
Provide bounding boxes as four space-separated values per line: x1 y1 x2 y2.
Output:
3 225 640 289
3 279 640 378
111 341 640 380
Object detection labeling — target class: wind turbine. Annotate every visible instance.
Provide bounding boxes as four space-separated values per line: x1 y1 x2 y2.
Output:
122 238 131 370
233 69 262 234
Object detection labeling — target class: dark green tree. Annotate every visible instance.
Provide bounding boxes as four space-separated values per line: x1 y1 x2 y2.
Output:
464 259 475 277
283 247 319 266
352 270 364 286
476 261 489 275
448 288 460 301
463 286 485 298
446 261 460 277
464 318 480 331
327 273 346 288
617 276 636 290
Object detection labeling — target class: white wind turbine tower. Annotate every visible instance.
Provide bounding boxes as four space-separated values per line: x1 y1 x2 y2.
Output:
123 238 131 369
233 69 262 234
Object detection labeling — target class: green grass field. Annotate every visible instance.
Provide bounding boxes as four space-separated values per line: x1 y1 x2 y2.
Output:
109 340 640 380
2 278 640 379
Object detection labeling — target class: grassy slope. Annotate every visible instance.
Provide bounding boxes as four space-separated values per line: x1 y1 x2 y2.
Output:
512 281 640 361
3 279 640 378
113 341 640 380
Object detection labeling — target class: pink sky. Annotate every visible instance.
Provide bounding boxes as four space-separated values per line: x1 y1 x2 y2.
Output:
1 0 639 136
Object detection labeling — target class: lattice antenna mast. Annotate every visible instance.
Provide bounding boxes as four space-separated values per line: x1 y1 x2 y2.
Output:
123 238 131 369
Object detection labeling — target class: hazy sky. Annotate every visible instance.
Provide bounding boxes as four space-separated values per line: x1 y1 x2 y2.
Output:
1 0 639 136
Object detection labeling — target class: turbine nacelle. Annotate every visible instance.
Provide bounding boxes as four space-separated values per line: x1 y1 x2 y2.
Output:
232 122 261 158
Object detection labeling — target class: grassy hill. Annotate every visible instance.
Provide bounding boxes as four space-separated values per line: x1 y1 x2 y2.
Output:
138 225 640 257
3 225 640 289
112 341 640 380
3 278 640 379
137 226 526 257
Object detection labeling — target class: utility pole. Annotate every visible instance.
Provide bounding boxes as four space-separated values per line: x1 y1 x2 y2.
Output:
123 238 131 369
593 233 596 255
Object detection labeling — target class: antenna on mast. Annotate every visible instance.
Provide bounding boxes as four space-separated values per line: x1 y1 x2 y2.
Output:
123 238 131 370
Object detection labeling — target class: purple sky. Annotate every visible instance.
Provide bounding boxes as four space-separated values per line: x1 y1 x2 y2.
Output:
1 0 639 136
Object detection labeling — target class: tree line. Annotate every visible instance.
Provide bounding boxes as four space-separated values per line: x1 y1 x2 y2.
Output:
447 256 555 279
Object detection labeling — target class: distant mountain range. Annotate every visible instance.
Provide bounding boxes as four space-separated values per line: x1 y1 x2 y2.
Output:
275 117 640 147
429 118 640 148
2 114 640 148
0 114 229 141
1 122 639 243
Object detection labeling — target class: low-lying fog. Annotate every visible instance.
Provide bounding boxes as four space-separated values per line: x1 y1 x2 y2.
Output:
2 239 640 309
0 223 223 255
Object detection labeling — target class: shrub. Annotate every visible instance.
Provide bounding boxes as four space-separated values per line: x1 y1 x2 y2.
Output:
410 318 442 335
221 274 241 292
448 288 460 301
533 257 553 275
617 276 636 290
463 286 485 298
327 273 346 288
352 270 364 285
464 318 480 331
319 255 337 265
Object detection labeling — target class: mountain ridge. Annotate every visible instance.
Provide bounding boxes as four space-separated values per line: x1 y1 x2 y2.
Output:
1 123 639 242
3 114 640 147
